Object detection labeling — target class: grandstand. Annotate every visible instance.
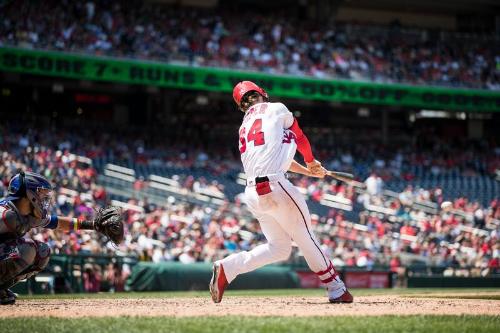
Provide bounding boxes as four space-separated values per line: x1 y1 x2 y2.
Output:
0 0 499 292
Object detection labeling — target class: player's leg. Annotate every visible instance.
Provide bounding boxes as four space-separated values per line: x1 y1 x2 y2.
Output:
274 179 353 303
210 187 293 303
14 240 51 281
0 238 38 305
0 238 38 288
218 213 292 284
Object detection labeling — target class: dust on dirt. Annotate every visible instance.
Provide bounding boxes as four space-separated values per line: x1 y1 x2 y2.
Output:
2 293 500 317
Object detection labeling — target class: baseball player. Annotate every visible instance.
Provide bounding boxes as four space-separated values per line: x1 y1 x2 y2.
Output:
0 171 124 305
209 81 353 303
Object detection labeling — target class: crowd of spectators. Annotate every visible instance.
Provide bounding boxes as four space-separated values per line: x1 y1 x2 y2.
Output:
3 121 498 184
1 0 499 89
310 126 500 181
1 124 498 287
290 171 499 280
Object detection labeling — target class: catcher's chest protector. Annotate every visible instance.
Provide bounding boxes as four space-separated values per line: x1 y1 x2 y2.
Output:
0 202 46 242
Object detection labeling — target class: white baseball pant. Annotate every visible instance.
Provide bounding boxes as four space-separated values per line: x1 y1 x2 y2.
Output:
219 174 344 290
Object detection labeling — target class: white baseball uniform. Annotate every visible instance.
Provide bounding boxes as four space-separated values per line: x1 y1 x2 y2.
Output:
219 102 346 296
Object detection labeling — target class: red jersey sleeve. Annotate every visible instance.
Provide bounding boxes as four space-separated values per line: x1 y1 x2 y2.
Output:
288 118 314 163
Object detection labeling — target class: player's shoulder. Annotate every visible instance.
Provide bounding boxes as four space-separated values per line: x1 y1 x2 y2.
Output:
243 102 290 121
0 202 12 216
0 205 19 225
266 102 290 115
267 102 288 110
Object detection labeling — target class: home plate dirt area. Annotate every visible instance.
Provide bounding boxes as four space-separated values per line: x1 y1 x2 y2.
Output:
2 294 500 317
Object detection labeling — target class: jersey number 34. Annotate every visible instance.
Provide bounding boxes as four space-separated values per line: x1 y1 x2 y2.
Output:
239 119 265 154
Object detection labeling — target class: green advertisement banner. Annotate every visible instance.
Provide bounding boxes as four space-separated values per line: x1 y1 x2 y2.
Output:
1 47 499 112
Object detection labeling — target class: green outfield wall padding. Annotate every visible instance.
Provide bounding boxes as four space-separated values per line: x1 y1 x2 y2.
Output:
1 47 499 112
10 281 29 294
126 262 301 291
11 279 52 294
408 276 500 288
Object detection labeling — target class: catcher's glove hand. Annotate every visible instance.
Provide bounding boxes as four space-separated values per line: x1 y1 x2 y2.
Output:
93 206 124 245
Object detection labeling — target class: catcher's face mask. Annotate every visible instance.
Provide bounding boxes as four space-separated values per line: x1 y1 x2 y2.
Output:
7 171 54 219
27 187 53 219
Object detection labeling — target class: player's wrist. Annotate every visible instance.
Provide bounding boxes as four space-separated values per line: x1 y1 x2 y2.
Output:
305 157 316 165
69 218 94 231
79 219 94 230
306 159 319 168
47 215 59 229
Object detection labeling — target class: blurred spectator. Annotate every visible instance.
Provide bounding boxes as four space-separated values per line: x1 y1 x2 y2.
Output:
365 172 384 196
83 264 101 293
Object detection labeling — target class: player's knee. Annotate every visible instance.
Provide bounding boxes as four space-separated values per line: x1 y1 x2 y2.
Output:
33 241 51 271
269 241 292 261
18 240 37 267
13 241 51 281
278 245 292 261
0 240 37 284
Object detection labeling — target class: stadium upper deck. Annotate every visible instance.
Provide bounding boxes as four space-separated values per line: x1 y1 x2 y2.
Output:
0 0 498 90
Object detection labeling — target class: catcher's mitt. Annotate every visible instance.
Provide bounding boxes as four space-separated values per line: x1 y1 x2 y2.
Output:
93 206 124 245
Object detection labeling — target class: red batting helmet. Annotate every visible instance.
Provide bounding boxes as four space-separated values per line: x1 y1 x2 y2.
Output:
232 81 269 106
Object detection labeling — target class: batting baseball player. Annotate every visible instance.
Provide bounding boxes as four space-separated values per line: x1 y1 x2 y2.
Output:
209 81 353 303
0 171 124 305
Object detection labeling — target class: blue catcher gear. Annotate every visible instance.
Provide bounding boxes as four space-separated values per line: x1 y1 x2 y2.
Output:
5 171 53 219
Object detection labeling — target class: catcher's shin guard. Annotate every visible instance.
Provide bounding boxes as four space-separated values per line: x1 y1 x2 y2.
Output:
0 259 21 290
0 239 38 288
17 241 51 281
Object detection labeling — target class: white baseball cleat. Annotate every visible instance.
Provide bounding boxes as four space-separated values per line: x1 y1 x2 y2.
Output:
209 262 228 303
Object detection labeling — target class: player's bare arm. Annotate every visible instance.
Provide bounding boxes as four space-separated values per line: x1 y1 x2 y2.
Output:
52 216 83 231
288 160 326 178
0 198 101 233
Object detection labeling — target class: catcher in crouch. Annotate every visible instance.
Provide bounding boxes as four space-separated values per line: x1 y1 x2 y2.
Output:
0 171 124 305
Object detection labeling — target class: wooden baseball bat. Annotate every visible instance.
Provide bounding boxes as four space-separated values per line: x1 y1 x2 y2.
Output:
326 171 354 180
325 170 365 187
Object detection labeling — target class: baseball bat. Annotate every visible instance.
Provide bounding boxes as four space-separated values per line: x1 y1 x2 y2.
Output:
326 171 354 180
325 170 365 187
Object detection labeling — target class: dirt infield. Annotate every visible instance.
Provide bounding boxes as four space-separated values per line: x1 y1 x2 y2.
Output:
2 293 500 317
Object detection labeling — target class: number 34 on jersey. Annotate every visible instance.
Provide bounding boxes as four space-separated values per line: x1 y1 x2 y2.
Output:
239 118 296 154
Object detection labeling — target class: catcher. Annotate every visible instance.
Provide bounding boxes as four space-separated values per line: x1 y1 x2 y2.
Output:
0 171 124 305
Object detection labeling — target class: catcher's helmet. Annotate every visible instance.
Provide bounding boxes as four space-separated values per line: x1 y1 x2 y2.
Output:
6 171 53 219
232 81 268 106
